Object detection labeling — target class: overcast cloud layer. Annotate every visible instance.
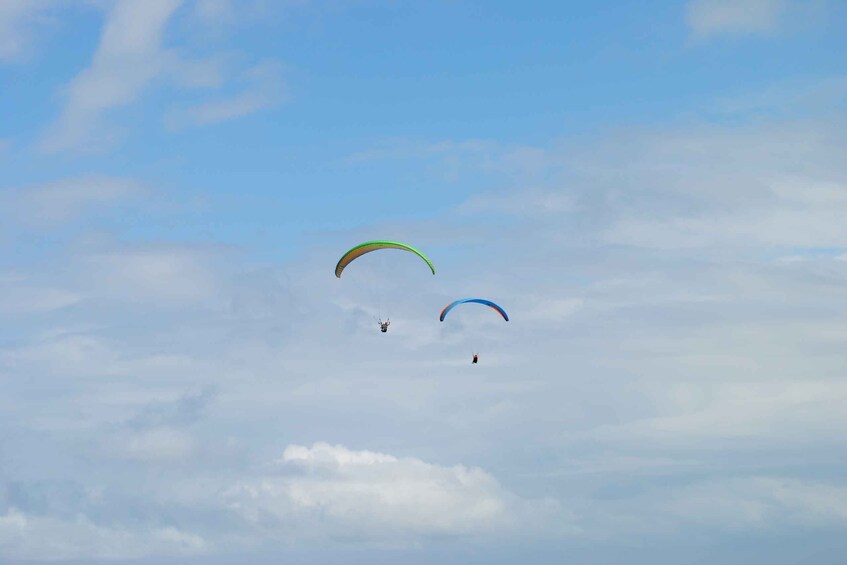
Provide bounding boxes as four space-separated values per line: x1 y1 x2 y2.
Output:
2 1 847 563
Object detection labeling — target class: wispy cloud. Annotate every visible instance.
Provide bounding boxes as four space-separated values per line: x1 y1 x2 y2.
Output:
345 139 558 188
686 0 788 38
657 477 847 530
166 60 286 128
81 245 226 303
40 0 184 152
713 76 847 118
686 0 827 39
0 0 55 63
0 507 207 562
0 274 81 314
190 0 312 28
2 175 145 228
192 0 235 25
590 124 847 250
39 0 288 151
459 188 575 217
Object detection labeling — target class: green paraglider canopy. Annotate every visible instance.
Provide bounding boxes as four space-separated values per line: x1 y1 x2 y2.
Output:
335 240 436 278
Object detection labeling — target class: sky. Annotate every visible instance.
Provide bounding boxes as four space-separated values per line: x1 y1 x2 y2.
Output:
1 0 847 563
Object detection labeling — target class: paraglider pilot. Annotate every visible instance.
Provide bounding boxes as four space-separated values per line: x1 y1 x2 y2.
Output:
379 319 390 333
472 353 479 364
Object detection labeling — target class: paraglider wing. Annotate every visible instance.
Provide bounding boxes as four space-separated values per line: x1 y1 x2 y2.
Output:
335 240 436 278
439 298 509 322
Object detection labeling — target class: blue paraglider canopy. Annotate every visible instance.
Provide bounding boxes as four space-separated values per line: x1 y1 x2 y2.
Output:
439 298 509 322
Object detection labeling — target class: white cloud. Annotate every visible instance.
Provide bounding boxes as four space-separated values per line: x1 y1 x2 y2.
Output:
40 0 184 151
3 175 144 228
345 139 557 184
3 333 123 380
193 0 234 24
119 427 196 462
685 0 827 39
573 379 847 449
38 0 288 150
559 122 847 251
714 76 847 118
606 201 847 249
81 246 224 303
0 443 559 561
459 188 575 217
568 476 847 540
686 0 787 38
662 477 847 530
191 0 274 27
7 76 847 561
170 53 229 89
226 442 561 541
0 0 54 63
0 508 207 561
0 275 81 314
167 61 285 128
0 1 32 61
518 297 583 323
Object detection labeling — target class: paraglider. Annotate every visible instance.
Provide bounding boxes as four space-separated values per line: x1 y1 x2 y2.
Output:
332 239 512 362
439 299 508 363
336 240 435 333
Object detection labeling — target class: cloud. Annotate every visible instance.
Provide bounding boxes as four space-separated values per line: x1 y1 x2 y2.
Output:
103 390 216 463
40 0 184 152
80 245 226 304
713 76 847 119
0 443 557 561
568 378 847 450
607 202 847 249
2 175 145 228
118 427 197 462
0 274 81 314
517 297 583 323
661 477 847 530
226 442 561 542
0 508 207 562
493 120 847 252
166 61 285 128
345 139 557 184
459 188 575 217
38 0 289 151
0 1 34 62
0 0 55 63
685 0 827 39
565 475 847 540
193 0 235 25
126 387 216 429
190 0 269 27
7 74 847 562
686 0 788 38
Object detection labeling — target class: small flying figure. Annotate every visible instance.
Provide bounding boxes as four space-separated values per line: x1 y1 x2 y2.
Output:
379 319 390 333
472 353 479 364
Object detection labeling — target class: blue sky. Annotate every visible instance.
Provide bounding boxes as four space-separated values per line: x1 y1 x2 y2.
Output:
2 0 847 563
